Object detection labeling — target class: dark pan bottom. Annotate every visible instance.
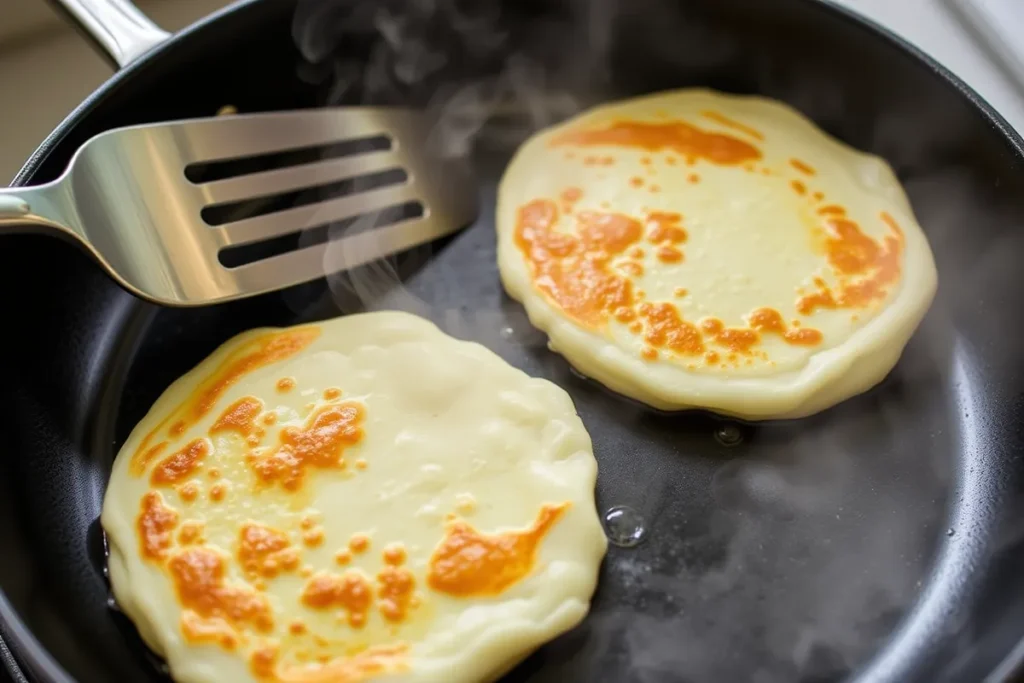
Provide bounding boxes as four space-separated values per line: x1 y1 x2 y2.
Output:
0 180 956 682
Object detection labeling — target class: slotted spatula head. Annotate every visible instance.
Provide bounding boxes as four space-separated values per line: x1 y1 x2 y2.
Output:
12 108 478 306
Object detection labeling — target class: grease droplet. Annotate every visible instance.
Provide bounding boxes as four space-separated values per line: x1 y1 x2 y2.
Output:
714 424 743 447
603 505 647 548
500 326 515 340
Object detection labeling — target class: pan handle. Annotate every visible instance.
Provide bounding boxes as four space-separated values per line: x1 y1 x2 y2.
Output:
47 0 171 70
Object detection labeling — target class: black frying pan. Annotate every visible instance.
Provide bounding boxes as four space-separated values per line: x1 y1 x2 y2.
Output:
2 0 1024 681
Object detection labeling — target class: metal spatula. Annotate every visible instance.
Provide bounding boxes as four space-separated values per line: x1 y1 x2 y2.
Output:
0 108 478 306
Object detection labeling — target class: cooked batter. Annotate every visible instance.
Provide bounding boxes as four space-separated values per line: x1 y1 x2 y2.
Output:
102 311 606 683
496 88 937 418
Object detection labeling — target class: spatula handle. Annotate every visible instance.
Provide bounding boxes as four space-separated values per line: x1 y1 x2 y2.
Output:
0 196 30 220
0 187 79 238
47 0 171 70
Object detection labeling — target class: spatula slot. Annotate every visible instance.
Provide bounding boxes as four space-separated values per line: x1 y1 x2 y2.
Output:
201 167 408 225
216 200 424 268
184 134 393 183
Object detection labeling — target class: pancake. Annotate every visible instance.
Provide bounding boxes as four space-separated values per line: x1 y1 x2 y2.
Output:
496 88 938 419
102 311 606 683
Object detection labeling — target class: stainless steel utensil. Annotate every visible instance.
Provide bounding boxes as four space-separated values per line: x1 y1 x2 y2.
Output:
0 108 477 306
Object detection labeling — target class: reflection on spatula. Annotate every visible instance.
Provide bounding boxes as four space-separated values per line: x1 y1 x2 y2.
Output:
0 108 478 306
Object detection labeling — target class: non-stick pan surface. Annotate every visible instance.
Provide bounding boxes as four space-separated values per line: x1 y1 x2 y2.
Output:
2 0 1024 681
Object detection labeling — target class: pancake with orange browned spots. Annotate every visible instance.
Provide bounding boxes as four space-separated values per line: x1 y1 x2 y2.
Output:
102 311 606 683
497 88 937 418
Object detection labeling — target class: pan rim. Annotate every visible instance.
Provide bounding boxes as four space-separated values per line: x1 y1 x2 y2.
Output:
1 0 1023 681
817 1 1024 159
9 0 263 189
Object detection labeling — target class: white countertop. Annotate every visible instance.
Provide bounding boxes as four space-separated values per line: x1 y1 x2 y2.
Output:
832 0 1024 134
0 0 1020 180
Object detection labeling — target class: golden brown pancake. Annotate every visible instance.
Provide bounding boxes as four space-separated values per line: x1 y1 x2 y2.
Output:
497 88 937 418
103 311 606 683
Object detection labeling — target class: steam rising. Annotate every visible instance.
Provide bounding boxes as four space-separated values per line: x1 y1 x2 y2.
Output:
287 0 1024 680
291 0 601 327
